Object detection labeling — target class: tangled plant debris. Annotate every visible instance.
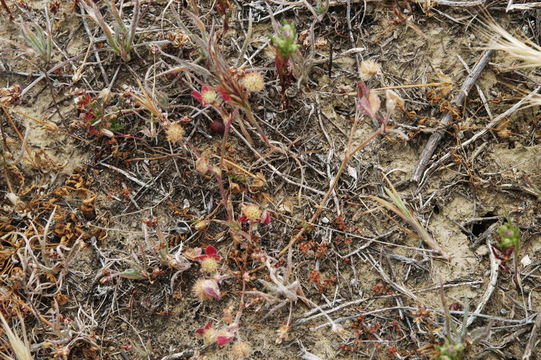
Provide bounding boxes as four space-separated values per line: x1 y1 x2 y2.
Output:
0 1 540 359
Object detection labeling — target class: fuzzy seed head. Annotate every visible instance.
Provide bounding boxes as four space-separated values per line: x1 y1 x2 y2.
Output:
201 89 218 105
240 72 265 92
359 59 381 80
165 123 185 143
192 279 221 300
231 341 252 358
242 203 262 221
200 257 219 273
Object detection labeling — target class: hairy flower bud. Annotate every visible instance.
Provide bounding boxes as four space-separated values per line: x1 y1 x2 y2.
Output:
200 257 219 273
240 72 265 92
165 123 185 143
192 278 221 300
241 203 262 222
359 59 381 80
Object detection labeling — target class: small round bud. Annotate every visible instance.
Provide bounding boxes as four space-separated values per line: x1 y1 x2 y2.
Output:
165 123 185 143
209 120 225 134
241 204 262 221
240 72 265 92
200 257 219 273
359 59 381 80
192 279 221 300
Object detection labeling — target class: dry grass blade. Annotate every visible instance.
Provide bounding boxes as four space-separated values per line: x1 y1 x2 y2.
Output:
482 20 541 108
366 178 447 257
20 21 52 62
0 313 32 360
484 21 541 68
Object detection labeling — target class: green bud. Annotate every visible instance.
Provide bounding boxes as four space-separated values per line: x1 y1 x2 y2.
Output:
497 221 520 248
271 23 299 59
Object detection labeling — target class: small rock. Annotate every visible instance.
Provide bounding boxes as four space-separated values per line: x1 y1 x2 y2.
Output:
475 245 489 257
520 255 532 267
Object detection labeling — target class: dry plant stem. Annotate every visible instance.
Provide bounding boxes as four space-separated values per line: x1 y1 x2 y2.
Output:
365 180 447 256
461 237 500 331
507 2 541 10
243 102 271 147
315 305 535 330
231 127 325 195
412 49 493 183
296 280 483 325
20 53 85 98
0 312 32 360
522 311 541 360
39 207 56 268
1 107 33 162
236 113 254 145
278 0 486 7
276 125 385 258
219 122 233 221
159 350 194 360
418 85 541 188
414 0 485 5
99 161 166 196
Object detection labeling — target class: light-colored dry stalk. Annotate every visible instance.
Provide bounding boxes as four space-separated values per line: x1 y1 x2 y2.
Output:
366 177 447 257
485 22 541 68
0 313 32 360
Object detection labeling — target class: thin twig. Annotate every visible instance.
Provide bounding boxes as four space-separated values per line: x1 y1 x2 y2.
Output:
99 161 166 196
461 237 500 331
522 311 541 360
417 86 541 188
412 50 493 183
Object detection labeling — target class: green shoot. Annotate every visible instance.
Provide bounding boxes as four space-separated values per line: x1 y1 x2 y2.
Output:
271 22 299 60
496 219 521 249
431 287 467 360
81 0 140 62
20 20 53 63
270 22 299 102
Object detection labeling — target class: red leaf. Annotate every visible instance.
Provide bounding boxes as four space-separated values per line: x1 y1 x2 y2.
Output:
192 91 203 104
205 245 220 259
216 334 234 346
195 321 213 336
238 216 248 223
217 88 232 102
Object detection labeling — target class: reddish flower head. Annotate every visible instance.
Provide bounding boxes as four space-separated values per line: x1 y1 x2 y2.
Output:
216 329 234 346
193 245 220 261
192 85 218 106
194 321 235 346
195 321 213 336
192 278 221 300
193 246 221 273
